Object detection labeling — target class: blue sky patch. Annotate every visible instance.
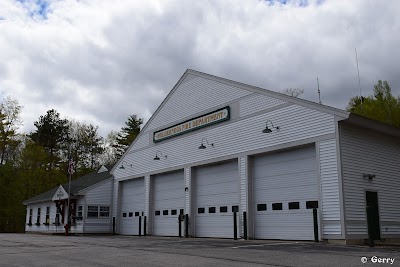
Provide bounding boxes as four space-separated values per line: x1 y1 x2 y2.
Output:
37 0 50 18
16 0 51 19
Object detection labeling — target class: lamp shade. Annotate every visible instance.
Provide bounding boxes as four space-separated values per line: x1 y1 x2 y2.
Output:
262 127 272 133
198 144 206 149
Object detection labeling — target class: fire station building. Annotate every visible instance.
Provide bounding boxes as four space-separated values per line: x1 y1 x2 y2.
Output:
111 69 400 244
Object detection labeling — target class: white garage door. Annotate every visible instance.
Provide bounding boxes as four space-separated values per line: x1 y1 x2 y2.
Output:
253 145 319 240
194 160 239 238
120 178 145 235
152 170 185 236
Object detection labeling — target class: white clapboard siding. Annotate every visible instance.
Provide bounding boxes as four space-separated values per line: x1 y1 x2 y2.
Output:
252 145 319 240
319 139 342 236
85 179 112 205
131 132 150 151
114 104 335 179
239 93 287 117
84 219 111 233
193 160 239 238
127 75 253 153
340 123 400 237
120 178 145 235
323 224 342 236
84 179 112 233
145 76 252 133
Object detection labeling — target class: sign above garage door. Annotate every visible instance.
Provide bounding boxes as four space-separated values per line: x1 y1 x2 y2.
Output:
153 106 230 143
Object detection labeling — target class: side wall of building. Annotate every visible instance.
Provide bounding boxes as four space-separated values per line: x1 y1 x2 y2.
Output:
84 179 113 233
339 123 400 240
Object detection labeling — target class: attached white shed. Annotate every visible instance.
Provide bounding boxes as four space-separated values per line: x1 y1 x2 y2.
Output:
23 165 114 234
111 69 400 244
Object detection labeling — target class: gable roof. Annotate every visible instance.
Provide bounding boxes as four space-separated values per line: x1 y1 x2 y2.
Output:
110 69 354 173
23 165 114 205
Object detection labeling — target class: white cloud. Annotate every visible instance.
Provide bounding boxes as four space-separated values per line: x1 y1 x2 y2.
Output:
0 0 399 137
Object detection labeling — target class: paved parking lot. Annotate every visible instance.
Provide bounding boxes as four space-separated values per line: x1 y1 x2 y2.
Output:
0 234 398 267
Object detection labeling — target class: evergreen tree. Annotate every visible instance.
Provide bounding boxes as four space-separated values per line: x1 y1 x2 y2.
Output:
114 115 143 157
30 109 70 171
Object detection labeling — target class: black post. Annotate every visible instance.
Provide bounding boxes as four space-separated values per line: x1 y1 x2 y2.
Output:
139 216 142 236
178 215 182 237
243 211 248 240
233 211 238 240
366 206 375 247
313 208 319 242
185 214 189 238
144 216 147 236
112 217 116 235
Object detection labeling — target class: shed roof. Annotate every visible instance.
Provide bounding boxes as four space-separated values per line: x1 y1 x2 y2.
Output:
341 113 400 138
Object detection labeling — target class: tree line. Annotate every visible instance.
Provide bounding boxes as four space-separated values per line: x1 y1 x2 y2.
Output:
0 99 142 232
347 80 400 127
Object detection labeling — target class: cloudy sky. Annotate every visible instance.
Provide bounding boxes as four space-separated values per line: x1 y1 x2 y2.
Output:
1 0 399 137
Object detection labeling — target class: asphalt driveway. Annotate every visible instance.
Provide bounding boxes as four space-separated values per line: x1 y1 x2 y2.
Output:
0 234 398 267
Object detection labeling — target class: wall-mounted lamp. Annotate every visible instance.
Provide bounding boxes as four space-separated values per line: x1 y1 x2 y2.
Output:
154 150 167 160
362 173 376 180
199 138 214 149
119 161 132 169
262 120 280 133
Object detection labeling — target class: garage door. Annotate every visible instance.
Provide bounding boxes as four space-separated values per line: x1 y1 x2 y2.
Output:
252 145 319 240
194 160 239 238
152 170 185 236
120 178 145 235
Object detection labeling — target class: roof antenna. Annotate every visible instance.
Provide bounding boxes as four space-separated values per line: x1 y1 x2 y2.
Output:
317 77 322 104
355 48 363 109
